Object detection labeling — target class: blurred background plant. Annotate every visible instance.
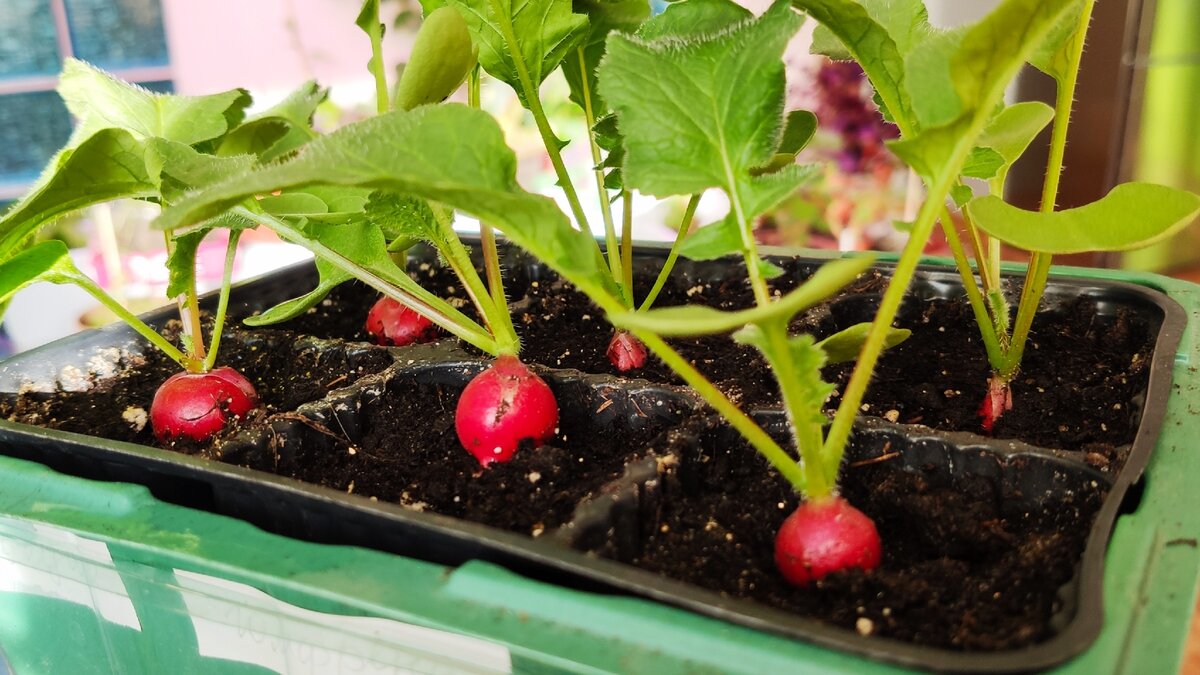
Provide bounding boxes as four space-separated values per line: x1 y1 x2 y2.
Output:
756 60 907 252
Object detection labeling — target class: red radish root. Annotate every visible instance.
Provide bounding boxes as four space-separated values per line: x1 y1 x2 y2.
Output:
455 356 558 466
606 330 648 372
365 296 440 346
151 367 259 442
978 374 1014 433
775 496 882 586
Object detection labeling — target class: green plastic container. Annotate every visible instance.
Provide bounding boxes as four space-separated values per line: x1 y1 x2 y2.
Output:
0 262 1196 674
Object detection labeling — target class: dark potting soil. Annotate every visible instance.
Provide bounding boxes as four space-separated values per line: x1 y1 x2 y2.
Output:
513 269 1152 458
220 372 683 537
0 325 393 453
629 424 1104 651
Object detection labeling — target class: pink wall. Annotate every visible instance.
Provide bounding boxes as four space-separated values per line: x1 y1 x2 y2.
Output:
161 0 411 101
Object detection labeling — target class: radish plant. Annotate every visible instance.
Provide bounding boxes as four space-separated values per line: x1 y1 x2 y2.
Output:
157 0 906 584
0 61 325 441
799 0 1200 432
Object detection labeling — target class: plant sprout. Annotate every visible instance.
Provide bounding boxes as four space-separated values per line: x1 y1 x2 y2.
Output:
799 0 1200 432
0 61 329 440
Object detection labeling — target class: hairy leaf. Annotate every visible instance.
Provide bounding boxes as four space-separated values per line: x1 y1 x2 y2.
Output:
1030 3 1089 84
970 101 1054 185
258 187 372 224
428 0 589 108
678 214 741 261
165 230 207 299
609 256 873 336
156 105 610 299
949 183 973 207
0 241 90 304
637 0 750 40
752 110 818 175
734 327 834 426
903 26 965 130
145 140 257 205
364 191 443 244
244 259 353 326
218 81 325 161
961 147 1004 180
886 0 1079 180
599 1 804 197
59 59 249 147
797 0 918 131
0 129 156 259
967 182 1200 254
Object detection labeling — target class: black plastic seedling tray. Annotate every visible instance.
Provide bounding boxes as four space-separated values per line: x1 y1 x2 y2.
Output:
0 242 1186 672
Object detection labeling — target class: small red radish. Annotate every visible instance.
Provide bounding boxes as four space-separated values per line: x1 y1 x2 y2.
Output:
455 356 558 466
151 366 259 442
774 496 881 586
978 375 1013 433
606 330 647 372
365 296 440 346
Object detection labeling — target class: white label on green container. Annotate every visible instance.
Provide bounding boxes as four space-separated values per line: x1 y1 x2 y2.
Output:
174 569 512 674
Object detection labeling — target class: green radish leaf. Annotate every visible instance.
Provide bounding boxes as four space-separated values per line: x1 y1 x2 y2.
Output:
752 110 818 176
734 327 834 426
679 165 820 261
156 105 611 300
758 259 785 280
739 164 823 216
778 110 819 155
961 146 1004 179
364 191 443 244
679 214 740 260
950 183 973 207
165 230 208 299
971 100 1054 185
636 0 750 40
218 81 325 161
796 0 921 131
245 259 353 326
1030 4 1088 84
0 240 90 304
815 322 910 364
966 182 1200 254
562 0 649 116
395 6 479 111
145 140 257 205
599 1 804 198
903 26 966 130
258 188 374 225
609 256 874 336
886 0 1080 180
593 112 625 189
258 193 331 216
426 0 588 109
59 59 250 147
0 129 156 260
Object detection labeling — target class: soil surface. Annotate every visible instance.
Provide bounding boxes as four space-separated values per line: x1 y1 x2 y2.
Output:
625 420 1104 651
219 369 687 537
0 325 393 453
244 255 1157 458
511 267 1154 458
